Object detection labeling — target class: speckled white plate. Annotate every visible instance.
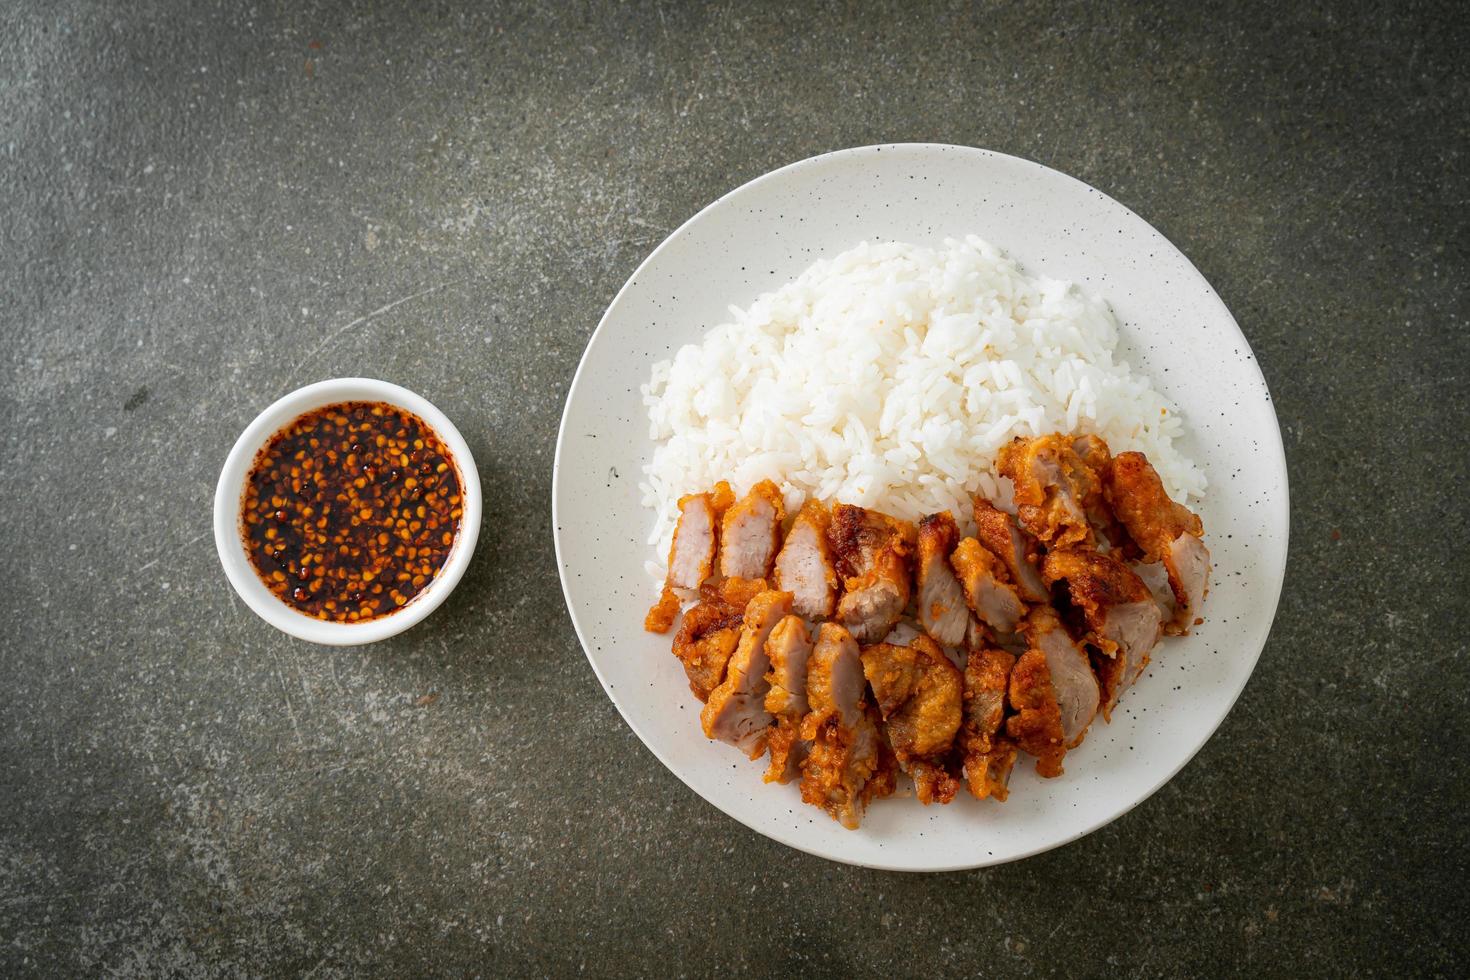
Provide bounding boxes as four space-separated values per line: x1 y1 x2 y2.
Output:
553 144 1288 871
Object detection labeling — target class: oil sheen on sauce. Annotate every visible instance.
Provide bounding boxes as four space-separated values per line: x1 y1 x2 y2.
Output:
241 401 462 622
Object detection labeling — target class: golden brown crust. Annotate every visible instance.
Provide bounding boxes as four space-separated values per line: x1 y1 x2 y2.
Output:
1070 434 1137 554
763 720 802 784
916 512 958 614
1104 452 1202 560
829 504 916 582
1092 647 1125 723
962 646 1017 801
917 511 960 561
829 504 916 642
699 575 769 609
863 701 900 805
798 700 896 829
643 586 681 633
656 458 1203 819
710 480 736 518
1040 547 1153 652
971 496 1049 603
762 615 813 783
950 535 1011 590
699 590 791 757
860 636 963 805
1005 646 1067 778
670 578 768 701
997 434 1104 550
670 601 744 702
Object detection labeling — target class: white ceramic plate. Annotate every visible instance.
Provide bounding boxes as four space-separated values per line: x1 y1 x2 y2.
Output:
553 144 1288 871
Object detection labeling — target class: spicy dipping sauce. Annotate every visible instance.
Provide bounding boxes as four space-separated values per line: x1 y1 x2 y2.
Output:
241 401 463 623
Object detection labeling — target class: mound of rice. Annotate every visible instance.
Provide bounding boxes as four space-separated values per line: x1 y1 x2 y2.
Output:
639 236 1205 582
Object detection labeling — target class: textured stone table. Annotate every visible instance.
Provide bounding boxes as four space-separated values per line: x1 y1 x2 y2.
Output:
2 1 1465 975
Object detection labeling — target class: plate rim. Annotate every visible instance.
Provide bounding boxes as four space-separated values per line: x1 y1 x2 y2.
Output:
552 142 1291 871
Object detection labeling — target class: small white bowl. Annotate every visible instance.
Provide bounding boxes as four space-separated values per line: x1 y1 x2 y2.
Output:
214 378 482 645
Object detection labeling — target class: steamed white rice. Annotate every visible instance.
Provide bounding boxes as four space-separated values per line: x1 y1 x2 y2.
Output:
639 236 1205 583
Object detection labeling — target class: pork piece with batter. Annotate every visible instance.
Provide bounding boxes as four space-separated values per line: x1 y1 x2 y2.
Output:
1070 434 1134 554
773 499 838 620
971 496 1048 603
950 536 1027 635
860 635 964 805
644 482 734 633
719 480 786 580
1104 451 1210 635
762 615 815 783
1006 606 1100 777
961 645 1018 801
915 512 969 647
701 590 793 757
799 623 896 829
828 504 916 643
670 577 768 701
1041 547 1162 720
997 434 1107 550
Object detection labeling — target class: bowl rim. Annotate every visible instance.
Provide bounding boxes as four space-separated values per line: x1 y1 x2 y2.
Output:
213 377 481 646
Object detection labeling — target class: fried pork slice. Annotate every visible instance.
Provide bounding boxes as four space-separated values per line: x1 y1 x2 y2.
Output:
763 615 815 784
719 480 786 580
800 624 895 829
860 635 964 805
1006 606 1101 777
1024 606 1099 749
1105 451 1210 635
971 496 1048 603
961 646 1018 801
1006 644 1067 778
1041 547 1162 720
671 577 767 701
829 504 916 643
996 434 1105 550
773 499 838 620
644 489 722 633
701 590 793 757
1071 435 1136 555
951 537 1026 635
915 512 969 647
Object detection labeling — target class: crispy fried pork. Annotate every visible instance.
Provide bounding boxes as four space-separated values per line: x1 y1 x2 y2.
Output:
971 496 1048 603
950 537 1026 635
671 577 768 701
1069 434 1132 551
644 488 724 633
996 434 1105 550
1026 606 1099 748
762 615 814 783
773 499 838 620
800 624 896 828
1006 644 1067 778
1041 547 1162 719
701 590 793 757
656 441 1208 813
1006 606 1100 776
1105 452 1210 634
829 504 915 643
915 512 969 646
860 635 964 805
719 480 786 580
961 645 1018 801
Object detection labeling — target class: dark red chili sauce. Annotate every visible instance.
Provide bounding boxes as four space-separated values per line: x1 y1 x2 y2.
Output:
241 401 462 622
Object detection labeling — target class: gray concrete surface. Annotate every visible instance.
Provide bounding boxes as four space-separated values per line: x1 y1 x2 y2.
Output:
2 0 1466 975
